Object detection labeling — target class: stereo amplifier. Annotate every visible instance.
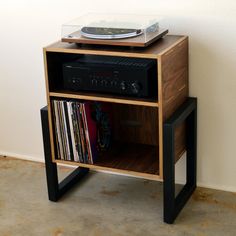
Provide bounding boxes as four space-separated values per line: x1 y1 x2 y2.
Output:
62 55 157 98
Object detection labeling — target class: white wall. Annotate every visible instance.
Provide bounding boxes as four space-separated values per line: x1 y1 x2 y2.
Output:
0 0 236 192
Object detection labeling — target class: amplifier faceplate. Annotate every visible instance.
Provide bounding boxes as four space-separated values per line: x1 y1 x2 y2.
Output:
63 55 157 98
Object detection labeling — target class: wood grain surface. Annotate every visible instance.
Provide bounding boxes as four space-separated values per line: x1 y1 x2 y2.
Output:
61 29 168 47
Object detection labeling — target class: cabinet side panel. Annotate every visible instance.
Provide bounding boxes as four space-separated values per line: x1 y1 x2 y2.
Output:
43 49 56 161
161 38 189 161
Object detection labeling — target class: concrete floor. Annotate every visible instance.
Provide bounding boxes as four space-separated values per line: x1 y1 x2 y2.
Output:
0 157 236 236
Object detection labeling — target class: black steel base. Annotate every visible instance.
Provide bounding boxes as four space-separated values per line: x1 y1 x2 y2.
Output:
163 97 197 224
40 106 89 202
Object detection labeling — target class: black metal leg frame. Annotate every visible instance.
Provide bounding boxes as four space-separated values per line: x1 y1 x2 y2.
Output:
40 106 89 202
163 97 197 224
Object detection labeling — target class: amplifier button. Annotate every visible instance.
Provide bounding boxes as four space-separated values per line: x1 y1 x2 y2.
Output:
71 78 81 86
131 82 141 94
91 79 98 86
120 81 126 91
111 80 117 87
101 80 108 86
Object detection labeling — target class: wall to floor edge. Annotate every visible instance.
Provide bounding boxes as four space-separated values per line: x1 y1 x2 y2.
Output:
1 152 235 193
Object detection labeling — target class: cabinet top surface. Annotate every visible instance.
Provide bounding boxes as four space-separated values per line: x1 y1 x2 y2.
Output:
44 35 187 58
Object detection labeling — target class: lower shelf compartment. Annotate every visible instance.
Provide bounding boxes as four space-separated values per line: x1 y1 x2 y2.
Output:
55 142 161 181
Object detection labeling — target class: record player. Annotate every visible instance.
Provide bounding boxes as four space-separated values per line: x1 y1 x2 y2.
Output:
61 13 168 47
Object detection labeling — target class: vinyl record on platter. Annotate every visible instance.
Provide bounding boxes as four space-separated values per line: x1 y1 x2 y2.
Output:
81 26 143 39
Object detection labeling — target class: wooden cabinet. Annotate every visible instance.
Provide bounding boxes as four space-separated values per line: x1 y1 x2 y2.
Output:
41 35 196 224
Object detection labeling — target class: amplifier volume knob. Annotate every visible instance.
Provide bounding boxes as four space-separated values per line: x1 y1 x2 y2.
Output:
120 81 126 91
131 82 141 94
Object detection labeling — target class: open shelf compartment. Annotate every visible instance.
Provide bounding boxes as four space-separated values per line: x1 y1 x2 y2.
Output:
51 101 160 180
45 51 158 105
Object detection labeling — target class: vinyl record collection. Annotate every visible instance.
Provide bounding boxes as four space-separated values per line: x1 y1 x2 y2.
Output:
52 100 98 164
